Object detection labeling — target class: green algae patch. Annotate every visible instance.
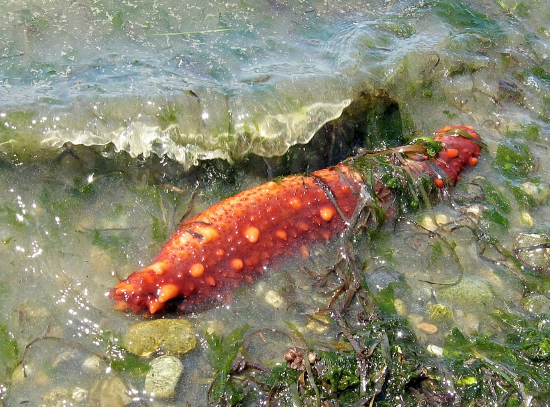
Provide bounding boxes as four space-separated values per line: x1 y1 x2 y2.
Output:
494 137 534 180
443 311 550 403
0 325 18 383
432 0 505 42
206 324 251 406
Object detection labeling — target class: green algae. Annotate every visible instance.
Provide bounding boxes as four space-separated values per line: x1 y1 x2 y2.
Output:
205 282 550 406
495 138 534 180
432 0 505 42
0 325 18 382
206 324 251 406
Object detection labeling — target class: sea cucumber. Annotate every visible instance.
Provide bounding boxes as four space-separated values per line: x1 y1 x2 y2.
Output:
111 125 483 314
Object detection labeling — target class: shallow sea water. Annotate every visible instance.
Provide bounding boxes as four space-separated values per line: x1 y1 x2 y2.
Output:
2 0 550 405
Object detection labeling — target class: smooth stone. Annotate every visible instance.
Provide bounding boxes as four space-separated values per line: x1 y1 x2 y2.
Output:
437 277 494 311
417 322 438 335
515 233 550 273
523 294 550 316
89 376 132 407
124 318 197 357
82 355 103 372
145 355 184 400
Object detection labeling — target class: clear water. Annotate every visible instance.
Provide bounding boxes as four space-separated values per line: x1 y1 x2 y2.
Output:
2 0 550 405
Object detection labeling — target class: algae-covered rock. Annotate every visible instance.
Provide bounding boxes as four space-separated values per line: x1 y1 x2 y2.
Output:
515 233 550 273
144 355 184 400
427 303 453 325
523 295 550 316
437 277 494 311
124 319 197 357
519 181 550 206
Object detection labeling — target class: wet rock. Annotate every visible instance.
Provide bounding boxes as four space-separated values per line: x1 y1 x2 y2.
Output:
519 181 550 206
306 318 330 334
420 214 448 232
437 277 494 311
144 355 184 400
89 376 132 407
42 387 70 407
71 387 88 403
82 355 103 373
515 233 550 273
40 386 88 406
427 344 444 356
521 211 534 227
417 322 438 335
427 303 453 328
265 290 285 308
455 310 480 335
124 319 197 357
393 298 407 316
523 294 550 316
497 78 524 103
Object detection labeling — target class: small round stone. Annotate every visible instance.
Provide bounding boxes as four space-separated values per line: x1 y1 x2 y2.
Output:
124 319 197 357
145 355 184 400
417 322 438 335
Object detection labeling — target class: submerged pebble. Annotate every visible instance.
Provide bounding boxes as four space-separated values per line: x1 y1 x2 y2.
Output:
124 319 197 357
417 322 438 335
515 233 550 273
427 303 453 327
144 355 184 400
265 290 285 309
520 181 550 206
523 294 550 316
437 277 494 311
82 355 103 373
89 377 132 407
393 298 407 316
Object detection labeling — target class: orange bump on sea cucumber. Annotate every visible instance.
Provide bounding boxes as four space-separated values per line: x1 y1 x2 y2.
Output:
148 300 163 314
319 207 334 221
231 258 244 270
263 181 278 191
195 225 219 243
158 284 179 303
446 148 459 158
275 230 288 240
190 263 205 278
244 226 260 243
146 261 166 275
289 198 301 209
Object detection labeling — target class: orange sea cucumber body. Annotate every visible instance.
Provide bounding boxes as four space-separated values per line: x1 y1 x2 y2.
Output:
112 126 482 314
